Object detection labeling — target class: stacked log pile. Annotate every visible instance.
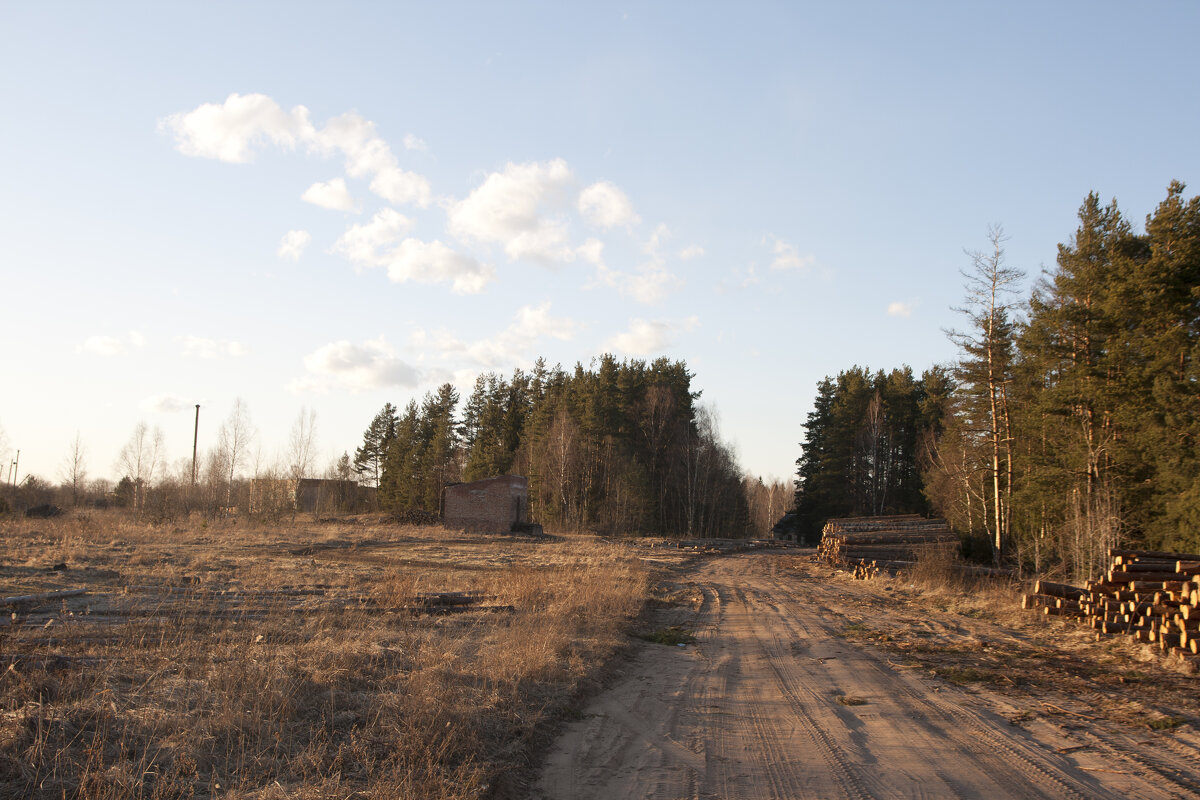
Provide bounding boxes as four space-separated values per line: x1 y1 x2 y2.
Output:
819 515 960 579
1022 547 1200 667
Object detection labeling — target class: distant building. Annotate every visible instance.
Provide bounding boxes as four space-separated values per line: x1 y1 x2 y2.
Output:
442 475 529 533
772 511 802 543
249 478 375 514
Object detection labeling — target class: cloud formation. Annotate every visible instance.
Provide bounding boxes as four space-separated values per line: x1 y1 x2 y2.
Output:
160 93 313 163
589 223 683 304
768 236 815 272
140 393 191 414
448 159 575 264
411 303 580 368
79 332 144 357
333 209 491 293
579 180 639 229
888 301 915 318
277 230 311 261
162 94 431 208
294 336 420 393
602 316 698 356
301 177 357 211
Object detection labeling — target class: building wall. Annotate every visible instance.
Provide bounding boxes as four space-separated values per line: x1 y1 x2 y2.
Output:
443 475 528 533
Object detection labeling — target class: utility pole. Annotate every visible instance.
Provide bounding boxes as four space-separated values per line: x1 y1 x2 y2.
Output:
192 405 200 486
9 450 19 485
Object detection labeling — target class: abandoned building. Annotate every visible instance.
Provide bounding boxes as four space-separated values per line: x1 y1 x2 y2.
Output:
772 510 803 543
442 475 530 533
248 478 374 514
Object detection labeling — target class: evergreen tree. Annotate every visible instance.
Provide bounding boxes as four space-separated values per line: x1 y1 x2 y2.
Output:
353 402 398 487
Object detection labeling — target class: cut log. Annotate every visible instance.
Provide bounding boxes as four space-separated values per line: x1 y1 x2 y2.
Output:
0 589 87 606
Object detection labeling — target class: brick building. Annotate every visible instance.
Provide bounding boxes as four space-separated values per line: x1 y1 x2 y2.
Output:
442 475 529 533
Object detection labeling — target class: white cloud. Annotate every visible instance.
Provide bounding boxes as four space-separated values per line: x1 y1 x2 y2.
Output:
180 336 247 359
370 167 432 207
411 303 580 368
301 177 357 211
679 244 705 260
333 210 489 293
159 93 314 163
277 229 312 261
578 180 639 229
385 239 493 294
603 317 698 356
403 133 427 151
332 208 414 265
888 301 915 318
163 96 433 208
577 238 605 265
768 236 815 272
311 112 397 178
294 336 420 393
448 159 576 264
79 331 144 357
589 223 683 304
141 393 190 413
334 211 491 294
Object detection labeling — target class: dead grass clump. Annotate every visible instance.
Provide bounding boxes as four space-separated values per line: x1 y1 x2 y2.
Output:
905 544 969 593
0 511 650 799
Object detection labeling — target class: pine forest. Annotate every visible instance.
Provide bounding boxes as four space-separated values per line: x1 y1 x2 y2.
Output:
792 182 1200 578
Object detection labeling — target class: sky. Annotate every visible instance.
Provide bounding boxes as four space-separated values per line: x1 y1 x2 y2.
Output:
2 1 1198 488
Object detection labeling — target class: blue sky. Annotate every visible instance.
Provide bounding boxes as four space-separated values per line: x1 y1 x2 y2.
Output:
2 2 1198 487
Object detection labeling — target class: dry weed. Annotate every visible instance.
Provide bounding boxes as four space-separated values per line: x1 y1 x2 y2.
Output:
0 511 649 799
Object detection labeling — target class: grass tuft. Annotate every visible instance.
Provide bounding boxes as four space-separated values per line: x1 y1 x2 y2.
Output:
639 626 696 646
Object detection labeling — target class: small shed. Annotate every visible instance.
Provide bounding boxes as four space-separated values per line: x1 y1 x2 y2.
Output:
771 510 802 543
442 475 529 533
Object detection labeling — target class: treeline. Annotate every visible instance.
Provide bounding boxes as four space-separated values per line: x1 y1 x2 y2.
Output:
791 366 950 542
794 182 1200 577
355 355 755 536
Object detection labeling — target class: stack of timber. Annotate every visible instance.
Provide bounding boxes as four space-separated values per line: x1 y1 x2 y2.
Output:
818 515 960 579
1021 547 1200 668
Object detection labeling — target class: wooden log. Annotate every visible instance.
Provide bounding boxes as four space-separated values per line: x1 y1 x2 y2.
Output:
0 589 87 606
1108 570 1193 583
1109 547 1200 562
1033 580 1087 600
1022 594 1057 610
1118 562 1185 573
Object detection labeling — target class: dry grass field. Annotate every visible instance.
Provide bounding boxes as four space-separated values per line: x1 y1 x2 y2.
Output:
0 511 649 799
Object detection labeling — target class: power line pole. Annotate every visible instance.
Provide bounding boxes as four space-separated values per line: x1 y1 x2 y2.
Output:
192 405 200 486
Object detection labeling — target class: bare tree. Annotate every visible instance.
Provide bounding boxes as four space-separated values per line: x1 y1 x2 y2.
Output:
216 398 256 503
59 431 88 506
287 407 319 480
116 421 166 509
949 226 1024 564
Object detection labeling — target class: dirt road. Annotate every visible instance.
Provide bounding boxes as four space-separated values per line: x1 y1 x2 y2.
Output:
536 551 1200 799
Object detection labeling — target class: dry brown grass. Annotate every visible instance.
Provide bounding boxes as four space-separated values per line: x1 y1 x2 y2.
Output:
0 511 648 799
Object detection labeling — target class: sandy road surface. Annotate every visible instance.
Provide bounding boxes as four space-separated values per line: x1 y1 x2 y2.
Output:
536 551 1200 800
